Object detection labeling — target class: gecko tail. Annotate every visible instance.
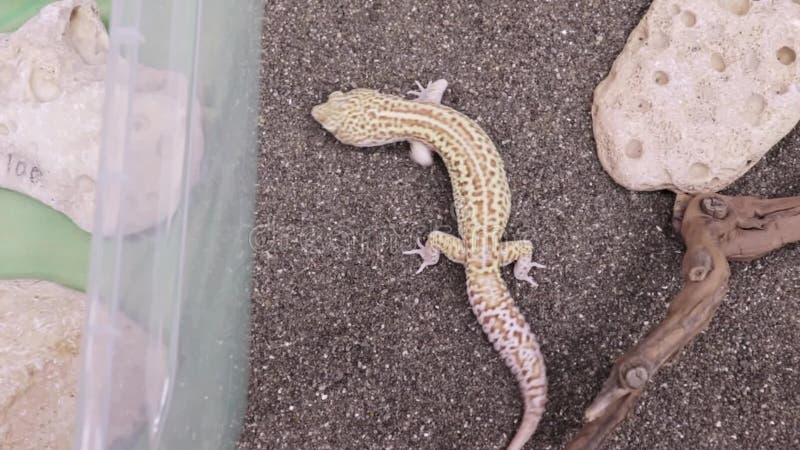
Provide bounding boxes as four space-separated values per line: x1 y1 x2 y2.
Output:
505 342 548 450
507 408 545 450
466 270 547 450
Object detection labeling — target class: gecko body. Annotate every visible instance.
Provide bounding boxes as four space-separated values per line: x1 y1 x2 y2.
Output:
312 80 546 450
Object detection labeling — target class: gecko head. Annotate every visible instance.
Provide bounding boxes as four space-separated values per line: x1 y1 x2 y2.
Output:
311 88 389 147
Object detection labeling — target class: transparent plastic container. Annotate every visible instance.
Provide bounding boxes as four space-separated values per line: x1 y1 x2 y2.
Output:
75 1 263 449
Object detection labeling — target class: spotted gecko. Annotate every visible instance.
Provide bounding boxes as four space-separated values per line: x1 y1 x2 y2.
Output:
311 79 547 450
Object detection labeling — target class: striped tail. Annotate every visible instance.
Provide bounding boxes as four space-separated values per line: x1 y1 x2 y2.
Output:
466 268 547 450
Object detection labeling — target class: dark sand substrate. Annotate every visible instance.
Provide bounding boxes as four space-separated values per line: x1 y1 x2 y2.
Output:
242 1 799 448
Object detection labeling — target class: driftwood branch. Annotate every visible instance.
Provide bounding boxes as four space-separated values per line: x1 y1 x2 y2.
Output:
566 193 800 450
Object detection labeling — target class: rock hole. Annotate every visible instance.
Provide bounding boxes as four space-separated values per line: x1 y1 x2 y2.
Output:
66 6 109 65
636 99 652 112
717 0 751 15
776 84 789 95
777 46 796 65
744 93 766 125
29 66 61 102
624 140 644 159
654 71 670 85
681 11 697 27
75 175 95 193
710 53 726 72
688 162 710 181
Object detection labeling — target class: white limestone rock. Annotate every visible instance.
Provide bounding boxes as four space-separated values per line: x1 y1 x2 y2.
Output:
0 279 167 448
0 0 105 231
0 0 204 234
0 281 83 418
0 280 83 450
593 0 800 193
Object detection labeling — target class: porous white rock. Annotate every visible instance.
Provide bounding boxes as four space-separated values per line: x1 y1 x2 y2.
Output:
593 0 800 193
0 281 83 416
0 280 83 450
0 279 167 449
0 0 204 234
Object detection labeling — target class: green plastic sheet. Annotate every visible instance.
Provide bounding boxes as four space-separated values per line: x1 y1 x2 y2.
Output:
0 0 111 33
0 189 89 291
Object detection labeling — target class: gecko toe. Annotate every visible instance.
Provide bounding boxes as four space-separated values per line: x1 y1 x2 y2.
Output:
403 238 440 273
407 81 426 98
514 256 544 287
520 276 539 288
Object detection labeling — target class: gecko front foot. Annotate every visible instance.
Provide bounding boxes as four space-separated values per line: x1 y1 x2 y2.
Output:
402 238 441 274
407 79 448 103
407 79 449 167
513 256 547 288
407 80 427 98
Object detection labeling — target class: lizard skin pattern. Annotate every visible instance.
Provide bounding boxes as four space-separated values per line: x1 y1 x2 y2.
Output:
311 80 547 450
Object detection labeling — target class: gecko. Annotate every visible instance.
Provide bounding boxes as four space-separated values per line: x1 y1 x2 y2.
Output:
311 79 547 450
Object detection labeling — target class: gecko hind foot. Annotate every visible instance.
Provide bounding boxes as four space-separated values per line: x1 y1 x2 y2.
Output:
402 238 441 274
513 256 546 287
